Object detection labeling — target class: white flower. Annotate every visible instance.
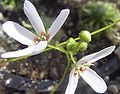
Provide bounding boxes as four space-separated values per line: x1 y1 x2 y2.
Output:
65 46 115 94
1 0 70 58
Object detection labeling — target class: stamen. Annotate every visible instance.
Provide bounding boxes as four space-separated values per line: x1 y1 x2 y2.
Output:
84 63 94 67
33 32 48 44
34 38 40 45
74 68 78 76
41 35 46 40
40 32 48 41
40 32 46 36
89 63 94 66
78 65 86 73
79 67 86 72
74 72 77 76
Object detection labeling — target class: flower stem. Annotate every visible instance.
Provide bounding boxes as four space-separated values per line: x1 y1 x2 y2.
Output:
50 53 70 94
44 47 52 52
47 44 65 53
47 45 70 94
56 41 68 47
91 20 120 35
56 20 120 47
56 37 80 47
70 53 76 64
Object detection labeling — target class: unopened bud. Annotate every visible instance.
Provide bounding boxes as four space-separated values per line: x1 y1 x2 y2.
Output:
79 42 88 51
66 38 79 54
79 30 91 43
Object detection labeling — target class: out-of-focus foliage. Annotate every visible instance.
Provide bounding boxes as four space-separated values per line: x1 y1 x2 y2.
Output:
1 0 22 10
80 1 120 31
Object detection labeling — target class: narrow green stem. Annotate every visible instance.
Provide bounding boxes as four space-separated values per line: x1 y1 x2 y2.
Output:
48 45 70 94
50 53 70 94
70 53 76 64
91 20 120 35
56 41 68 47
74 37 80 41
57 20 120 47
56 37 80 47
44 47 52 52
47 44 65 53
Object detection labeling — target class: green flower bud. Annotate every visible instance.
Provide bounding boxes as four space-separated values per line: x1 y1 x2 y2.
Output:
78 42 88 51
79 30 91 43
66 38 79 54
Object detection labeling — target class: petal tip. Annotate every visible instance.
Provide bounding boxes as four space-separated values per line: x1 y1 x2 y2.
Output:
2 21 13 31
111 45 115 50
2 21 11 27
24 0 27 5
108 45 116 54
97 84 107 93
0 55 3 58
96 80 107 93
61 9 70 15
1 53 6 58
24 0 29 4
24 0 31 8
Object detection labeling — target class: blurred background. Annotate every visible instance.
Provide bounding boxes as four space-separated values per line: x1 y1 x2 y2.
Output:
0 0 120 94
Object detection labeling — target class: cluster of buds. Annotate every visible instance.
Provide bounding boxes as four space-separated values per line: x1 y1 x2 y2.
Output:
66 30 91 54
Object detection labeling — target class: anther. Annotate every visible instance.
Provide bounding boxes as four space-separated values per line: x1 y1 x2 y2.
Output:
41 35 46 40
34 38 39 45
74 68 78 76
74 72 77 76
79 67 86 72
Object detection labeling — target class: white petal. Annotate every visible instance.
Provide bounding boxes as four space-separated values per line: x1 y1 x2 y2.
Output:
65 69 79 94
2 21 37 46
81 68 107 93
1 41 47 58
32 41 47 55
48 9 70 41
77 46 115 65
24 0 45 35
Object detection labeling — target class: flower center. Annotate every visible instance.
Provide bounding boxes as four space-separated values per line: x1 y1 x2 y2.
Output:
73 63 95 76
73 66 86 77
78 65 86 74
33 32 49 45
